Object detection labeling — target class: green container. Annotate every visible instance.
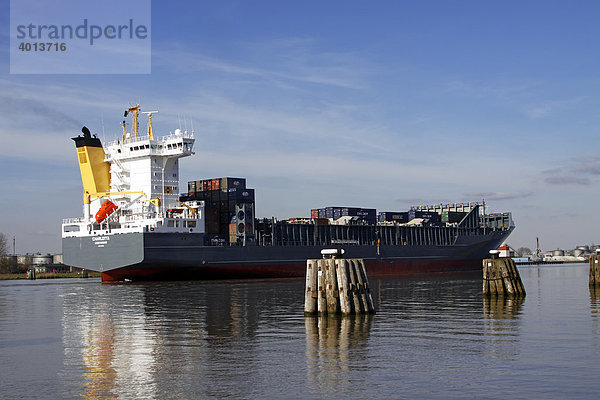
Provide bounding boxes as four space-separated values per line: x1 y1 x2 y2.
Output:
441 211 467 223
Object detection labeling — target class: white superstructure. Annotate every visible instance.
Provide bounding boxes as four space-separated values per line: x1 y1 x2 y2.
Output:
62 105 205 238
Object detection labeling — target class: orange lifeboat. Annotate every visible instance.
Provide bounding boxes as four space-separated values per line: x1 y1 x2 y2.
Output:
95 200 118 223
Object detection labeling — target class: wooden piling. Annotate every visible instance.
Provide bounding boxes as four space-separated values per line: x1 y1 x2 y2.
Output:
335 259 352 315
590 254 600 287
482 260 490 296
304 260 318 315
347 259 363 314
482 257 525 297
499 259 515 296
507 258 525 295
324 258 340 314
356 259 375 313
317 259 327 314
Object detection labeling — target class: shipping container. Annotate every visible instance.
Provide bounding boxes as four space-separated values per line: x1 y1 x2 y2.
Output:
203 180 211 191
228 188 255 202
441 211 467 223
378 212 409 223
205 206 219 222
227 200 237 212
218 200 229 211
219 223 230 235
330 207 377 223
310 209 319 219
324 207 338 219
188 181 196 195
211 178 220 191
190 191 208 201
408 210 439 222
229 223 238 244
318 208 326 218
220 212 236 224
220 177 246 191
211 190 221 202
205 206 220 234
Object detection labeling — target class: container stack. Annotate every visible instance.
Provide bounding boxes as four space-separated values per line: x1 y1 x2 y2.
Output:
184 177 255 241
408 210 440 223
310 207 376 224
378 212 409 223
440 211 467 223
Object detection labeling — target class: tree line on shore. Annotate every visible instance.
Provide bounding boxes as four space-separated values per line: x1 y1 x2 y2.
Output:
0 233 28 274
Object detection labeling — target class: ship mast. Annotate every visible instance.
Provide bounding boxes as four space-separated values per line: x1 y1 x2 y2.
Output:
123 104 140 141
142 110 159 140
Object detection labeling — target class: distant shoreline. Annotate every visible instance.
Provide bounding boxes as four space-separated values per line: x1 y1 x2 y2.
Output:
515 260 587 266
0 272 102 280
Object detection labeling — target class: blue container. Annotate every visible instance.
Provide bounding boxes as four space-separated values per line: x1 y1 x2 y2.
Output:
228 188 255 202
330 207 376 224
220 177 246 191
378 212 409 223
325 207 338 219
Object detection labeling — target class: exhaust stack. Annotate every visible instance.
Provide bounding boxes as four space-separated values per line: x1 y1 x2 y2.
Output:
72 126 111 219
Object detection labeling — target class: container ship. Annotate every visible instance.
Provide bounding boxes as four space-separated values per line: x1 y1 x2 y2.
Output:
62 106 514 282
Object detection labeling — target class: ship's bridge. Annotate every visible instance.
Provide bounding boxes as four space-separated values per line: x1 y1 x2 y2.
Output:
104 129 195 161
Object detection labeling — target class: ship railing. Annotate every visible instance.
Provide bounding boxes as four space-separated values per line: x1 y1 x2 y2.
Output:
104 130 194 148
62 217 85 224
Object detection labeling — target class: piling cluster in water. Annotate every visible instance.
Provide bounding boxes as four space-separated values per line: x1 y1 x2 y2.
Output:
482 258 526 297
304 258 375 315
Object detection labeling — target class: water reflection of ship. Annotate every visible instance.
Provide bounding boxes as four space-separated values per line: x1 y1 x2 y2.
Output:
305 315 375 394
61 285 158 399
81 314 117 399
66 281 306 399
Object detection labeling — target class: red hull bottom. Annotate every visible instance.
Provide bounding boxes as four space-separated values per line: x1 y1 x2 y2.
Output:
100 259 482 282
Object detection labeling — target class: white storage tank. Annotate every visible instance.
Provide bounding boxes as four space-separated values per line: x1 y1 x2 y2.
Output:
32 254 53 265
17 254 33 265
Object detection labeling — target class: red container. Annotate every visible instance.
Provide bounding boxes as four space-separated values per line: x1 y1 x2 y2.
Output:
310 209 319 219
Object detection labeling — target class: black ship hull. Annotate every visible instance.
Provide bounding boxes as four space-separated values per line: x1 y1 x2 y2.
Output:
63 227 512 282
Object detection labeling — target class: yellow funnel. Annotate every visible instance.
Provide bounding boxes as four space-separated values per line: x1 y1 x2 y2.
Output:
72 127 110 203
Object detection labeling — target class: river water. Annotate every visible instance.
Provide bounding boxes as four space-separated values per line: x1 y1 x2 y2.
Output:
1 264 600 399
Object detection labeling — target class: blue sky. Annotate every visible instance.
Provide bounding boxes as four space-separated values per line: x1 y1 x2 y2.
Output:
1 0 600 253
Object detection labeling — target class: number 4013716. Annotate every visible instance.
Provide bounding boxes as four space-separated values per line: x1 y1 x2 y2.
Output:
19 42 66 51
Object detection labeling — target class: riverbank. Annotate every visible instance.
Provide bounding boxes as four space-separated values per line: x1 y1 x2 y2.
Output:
0 272 102 280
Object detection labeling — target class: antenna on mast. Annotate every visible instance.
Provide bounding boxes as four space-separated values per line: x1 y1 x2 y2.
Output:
141 110 159 140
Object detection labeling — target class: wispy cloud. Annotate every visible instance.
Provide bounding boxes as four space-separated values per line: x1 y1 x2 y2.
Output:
462 191 534 201
542 156 600 185
522 97 585 120
543 175 590 185
153 39 369 90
